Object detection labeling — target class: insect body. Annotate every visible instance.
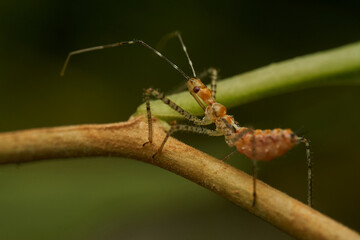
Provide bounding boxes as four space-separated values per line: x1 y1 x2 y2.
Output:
187 77 305 161
233 128 297 161
185 76 311 206
61 32 312 207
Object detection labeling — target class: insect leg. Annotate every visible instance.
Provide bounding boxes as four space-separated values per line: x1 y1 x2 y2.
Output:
298 137 312 207
142 89 154 146
249 130 258 207
252 159 257 207
152 124 223 158
209 68 218 100
221 149 238 161
142 88 213 146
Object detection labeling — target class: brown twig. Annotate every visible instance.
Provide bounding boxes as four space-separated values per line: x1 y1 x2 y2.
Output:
0 116 358 240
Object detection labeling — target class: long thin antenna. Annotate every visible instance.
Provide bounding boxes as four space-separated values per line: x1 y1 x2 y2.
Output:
154 31 197 78
60 40 190 80
175 32 197 77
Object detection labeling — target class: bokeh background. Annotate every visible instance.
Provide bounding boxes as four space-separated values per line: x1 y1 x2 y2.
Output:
0 1 359 239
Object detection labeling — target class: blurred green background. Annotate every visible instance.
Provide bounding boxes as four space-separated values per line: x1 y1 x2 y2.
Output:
0 0 359 239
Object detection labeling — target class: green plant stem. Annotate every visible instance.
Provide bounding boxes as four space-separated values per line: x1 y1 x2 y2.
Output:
134 41 360 121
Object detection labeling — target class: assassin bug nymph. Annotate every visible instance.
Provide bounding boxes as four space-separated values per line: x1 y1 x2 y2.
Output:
61 32 312 207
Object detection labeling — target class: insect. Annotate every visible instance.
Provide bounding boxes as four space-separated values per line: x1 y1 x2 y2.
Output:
61 32 312 207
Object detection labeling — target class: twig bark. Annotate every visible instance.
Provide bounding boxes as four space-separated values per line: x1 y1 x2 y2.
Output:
0 116 358 240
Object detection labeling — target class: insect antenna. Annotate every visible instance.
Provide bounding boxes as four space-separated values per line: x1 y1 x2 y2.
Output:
175 32 197 77
60 39 190 80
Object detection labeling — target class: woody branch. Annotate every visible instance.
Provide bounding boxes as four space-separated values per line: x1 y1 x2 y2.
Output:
0 116 358 240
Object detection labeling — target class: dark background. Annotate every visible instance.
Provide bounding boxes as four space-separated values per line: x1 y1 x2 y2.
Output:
0 1 359 239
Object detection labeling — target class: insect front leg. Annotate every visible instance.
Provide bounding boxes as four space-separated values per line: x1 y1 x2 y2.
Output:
142 88 213 147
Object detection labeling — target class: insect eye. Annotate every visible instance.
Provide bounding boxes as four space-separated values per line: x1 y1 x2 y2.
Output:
193 86 200 93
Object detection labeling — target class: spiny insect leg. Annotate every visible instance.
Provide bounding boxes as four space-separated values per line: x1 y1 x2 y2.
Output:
142 89 153 146
221 149 238 161
142 88 213 146
298 137 312 207
152 124 222 158
209 68 218 100
252 159 258 207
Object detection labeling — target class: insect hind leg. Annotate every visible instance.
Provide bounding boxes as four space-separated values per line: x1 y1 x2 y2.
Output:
298 137 312 207
252 159 258 207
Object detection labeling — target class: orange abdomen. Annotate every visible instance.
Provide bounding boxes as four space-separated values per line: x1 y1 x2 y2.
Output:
234 128 297 161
